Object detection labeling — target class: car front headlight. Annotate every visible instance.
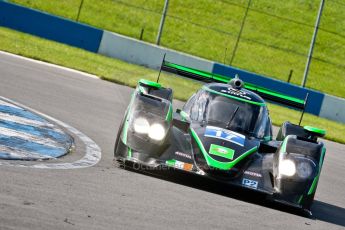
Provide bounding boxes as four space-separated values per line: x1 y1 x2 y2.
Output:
296 161 313 179
279 159 296 177
148 123 166 141
133 117 150 134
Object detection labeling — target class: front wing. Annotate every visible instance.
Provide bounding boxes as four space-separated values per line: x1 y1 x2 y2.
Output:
115 141 310 211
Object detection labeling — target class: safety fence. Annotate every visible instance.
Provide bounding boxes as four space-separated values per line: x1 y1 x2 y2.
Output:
1 0 345 123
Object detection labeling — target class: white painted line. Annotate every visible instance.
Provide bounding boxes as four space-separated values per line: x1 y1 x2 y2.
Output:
0 145 54 160
0 112 55 128
0 126 64 148
0 96 102 169
0 99 21 109
0 51 100 80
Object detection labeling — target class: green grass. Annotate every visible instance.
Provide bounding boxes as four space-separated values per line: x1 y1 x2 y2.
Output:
1 26 344 144
9 0 345 99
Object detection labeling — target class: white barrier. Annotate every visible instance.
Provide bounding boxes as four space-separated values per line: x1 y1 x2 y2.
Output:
319 94 345 123
98 31 214 72
98 30 345 124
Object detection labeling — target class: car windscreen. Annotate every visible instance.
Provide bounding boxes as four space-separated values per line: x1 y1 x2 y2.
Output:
189 89 269 138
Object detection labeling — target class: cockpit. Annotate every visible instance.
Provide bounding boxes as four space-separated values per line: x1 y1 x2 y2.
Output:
182 85 272 140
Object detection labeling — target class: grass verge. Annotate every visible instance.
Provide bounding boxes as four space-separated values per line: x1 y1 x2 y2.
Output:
0 26 344 144
9 0 345 98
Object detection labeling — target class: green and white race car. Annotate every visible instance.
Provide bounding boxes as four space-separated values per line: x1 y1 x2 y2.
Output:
114 61 326 215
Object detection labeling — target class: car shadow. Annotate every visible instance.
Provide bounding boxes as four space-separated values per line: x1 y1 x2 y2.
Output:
120 163 345 228
312 200 345 227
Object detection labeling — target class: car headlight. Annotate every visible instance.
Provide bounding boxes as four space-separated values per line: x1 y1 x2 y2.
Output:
133 117 150 134
296 161 313 179
148 123 166 141
279 159 296 176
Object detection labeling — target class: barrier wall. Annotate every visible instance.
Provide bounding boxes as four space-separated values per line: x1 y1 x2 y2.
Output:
319 95 345 123
98 31 214 72
0 1 103 52
0 1 344 123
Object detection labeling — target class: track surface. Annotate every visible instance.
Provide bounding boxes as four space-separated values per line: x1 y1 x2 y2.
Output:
0 52 344 230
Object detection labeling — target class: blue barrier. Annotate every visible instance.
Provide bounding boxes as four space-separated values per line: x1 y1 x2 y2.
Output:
0 1 103 52
212 63 325 115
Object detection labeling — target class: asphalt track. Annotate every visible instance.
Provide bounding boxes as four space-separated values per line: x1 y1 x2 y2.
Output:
0 51 344 230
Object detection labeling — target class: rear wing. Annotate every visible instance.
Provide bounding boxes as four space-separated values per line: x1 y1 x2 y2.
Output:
161 61 308 110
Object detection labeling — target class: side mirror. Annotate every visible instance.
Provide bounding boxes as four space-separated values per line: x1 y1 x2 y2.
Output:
303 126 326 142
172 109 190 133
172 118 190 133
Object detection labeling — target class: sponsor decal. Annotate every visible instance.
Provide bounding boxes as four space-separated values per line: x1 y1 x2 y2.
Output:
204 126 245 146
175 161 184 169
175 151 192 160
166 159 193 171
244 170 262 178
209 144 234 160
183 163 193 171
242 178 258 189
220 88 252 100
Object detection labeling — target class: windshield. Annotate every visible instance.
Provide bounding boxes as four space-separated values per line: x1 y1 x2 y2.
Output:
184 88 271 139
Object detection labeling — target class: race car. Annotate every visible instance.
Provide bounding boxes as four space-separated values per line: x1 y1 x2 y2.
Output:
114 60 326 215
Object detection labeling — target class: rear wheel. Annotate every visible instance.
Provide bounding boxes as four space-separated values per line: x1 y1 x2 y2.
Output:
113 117 127 169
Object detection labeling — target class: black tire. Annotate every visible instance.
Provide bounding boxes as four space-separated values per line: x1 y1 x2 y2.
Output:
302 192 316 211
114 115 126 158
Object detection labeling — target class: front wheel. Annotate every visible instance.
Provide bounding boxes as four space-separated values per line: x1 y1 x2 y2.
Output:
301 191 316 211
114 115 126 158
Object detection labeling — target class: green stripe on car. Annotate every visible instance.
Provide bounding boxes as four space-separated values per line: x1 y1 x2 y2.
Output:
190 128 257 170
165 103 173 121
307 147 326 195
